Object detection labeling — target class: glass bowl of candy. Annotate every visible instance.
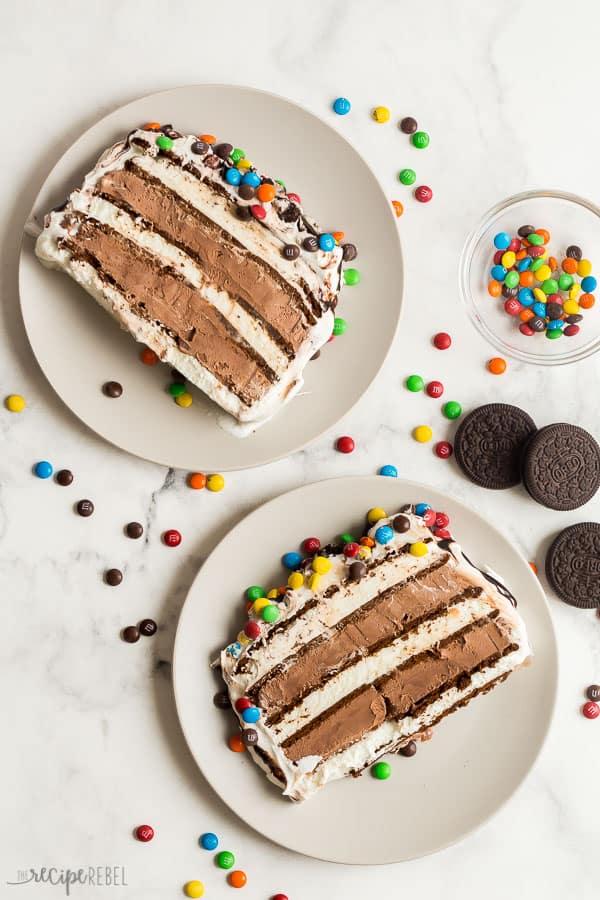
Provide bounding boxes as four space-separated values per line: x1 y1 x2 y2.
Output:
460 190 600 365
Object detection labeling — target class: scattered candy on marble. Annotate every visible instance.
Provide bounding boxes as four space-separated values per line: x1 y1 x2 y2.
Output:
5 393 25 412
183 880 204 898
55 469 73 486
400 116 418 134
372 106 390 123
333 97 351 115
412 131 430 149
379 464 398 477
433 332 451 350
343 267 360 286
391 200 404 217
488 357 507 375
163 529 182 547
139 618 158 637
126 521 143 539
413 425 433 443
140 347 158 365
207 474 225 492
398 168 416 186
435 440 453 459
188 472 207 490
426 380 444 398
216 850 236 870
582 701 599 720
336 435 355 453
200 832 219 851
105 568 123 587
175 392 193 408
122 625 140 644
371 761 391 780
228 734 245 753
229 871 247 889
135 825 154 842
34 460 53 479
406 374 424 392
76 499 94 517
414 185 433 203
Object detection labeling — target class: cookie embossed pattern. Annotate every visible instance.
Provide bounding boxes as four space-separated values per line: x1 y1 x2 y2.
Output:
545 523 600 609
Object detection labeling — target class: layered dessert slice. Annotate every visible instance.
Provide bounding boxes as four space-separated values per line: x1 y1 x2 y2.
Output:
218 505 532 801
35 124 346 434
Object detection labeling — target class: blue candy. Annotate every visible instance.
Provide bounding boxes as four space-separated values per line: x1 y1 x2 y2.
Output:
379 464 398 478
493 232 511 250
518 288 534 307
415 502 431 517
490 265 507 281
282 551 302 570
318 233 335 252
375 525 394 545
34 460 53 479
200 833 219 851
546 319 564 330
333 97 351 116
241 706 260 724
581 276 597 293
241 171 261 188
224 167 241 186
517 257 532 271
533 301 547 317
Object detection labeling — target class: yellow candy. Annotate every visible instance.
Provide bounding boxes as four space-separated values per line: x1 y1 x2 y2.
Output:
288 571 304 590
501 251 516 268
539 248 548 259
237 630 251 646
359 545 372 560
184 882 204 899
569 283 581 300
535 264 551 282
206 473 225 492
578 259 592 277
308 573 321 591
267 588 279 599
532 288 546 303
253 597 270 613
175 392 193 407
413 425 433 443
367 507 387 524
372 106 390 123
563 300 580 315
5 394 25 413
236 158 252 170
409 542 429 558
312 556 331 575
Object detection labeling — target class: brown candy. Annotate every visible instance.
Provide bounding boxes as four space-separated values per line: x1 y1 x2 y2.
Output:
399 117 418 134
126 521 144 539
102 381 123 398
341 243 357 261
586 685 600 701
214 142 233 159
139 618 158 637
238 183 255 201
302 236 318 252
76 499 94 517
517 225 535 238
55 469 73 486
213 691 231 709
566 245 582 260
393 515 411 533
122 625 140 644
236 205 252 221
242 728 258 746
282 244 300 260
349 561 367 581
399 740 417 757
191 140 208 155
105 568 123 587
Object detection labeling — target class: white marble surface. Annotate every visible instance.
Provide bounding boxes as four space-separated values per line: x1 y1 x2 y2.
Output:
2 2 599 898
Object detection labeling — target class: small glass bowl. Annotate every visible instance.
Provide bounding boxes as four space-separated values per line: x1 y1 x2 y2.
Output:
459 190 600 365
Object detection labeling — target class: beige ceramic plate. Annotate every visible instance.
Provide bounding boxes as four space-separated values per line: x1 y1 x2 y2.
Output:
173 476 558 864
19 85 403 470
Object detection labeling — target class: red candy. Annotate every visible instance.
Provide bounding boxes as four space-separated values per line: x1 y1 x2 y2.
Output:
250 204 266 220
433 332 451 350
519 323 535 336
504 298 522 316
344 542 360 558
564 324 580 336
583 701 599 720
287 193 301 205
528 245 544 258
435 512 450 529
426 380 444 398
422 509 436 527
435 441 453 459
303 537 321 555
414 185 433 203
272 895 289 900
508 238 520 253
244 621 261 640
135 825 154 843
163 529 181 547
336 435 355 454
435 528 451 540
493 250 504 265
235 698 252 713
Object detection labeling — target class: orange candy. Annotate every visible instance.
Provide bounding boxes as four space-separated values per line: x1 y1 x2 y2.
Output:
519 308 535 322
391 200 404 218
488 280 502 298
519 270 535 287
142 121 161 131
257 183 276 203
487 357 507 375
332 230 345 242
548 256 558 272
140 347 158 365
198 133 216 144
228 734 245 753
515 249 527 260
277 585 287 596
188 472 207 490
229 871 247 889
535 228 550 243
580 293 595 309
529 561 538 575
360 536 375 548
562 258 577 274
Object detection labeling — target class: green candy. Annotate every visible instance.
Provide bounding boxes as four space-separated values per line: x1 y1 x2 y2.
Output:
542 278 559 295
527 233 544 246
230 148 245 162
155 134 173 151
530 258 545 272
443 400 462 420
333 317 347 336
558 273 574 290
398 168 416 185
246 585 265 602
412 131 429 149
546 328 562 340
344 268 361 286
371 761 391 780
275 178 286 191
168 382 186 398
216 851 235 870
340 533 355 544
504 271 519 289
406 374 424 393
262 604 280 624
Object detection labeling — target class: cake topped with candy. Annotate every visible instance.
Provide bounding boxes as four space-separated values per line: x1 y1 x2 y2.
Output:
216 503 532 801
35 123 355 434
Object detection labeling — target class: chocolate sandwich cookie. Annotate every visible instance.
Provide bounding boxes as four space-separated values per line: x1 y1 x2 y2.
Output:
522 423 600 510
454 403 537 489
545 523 600 608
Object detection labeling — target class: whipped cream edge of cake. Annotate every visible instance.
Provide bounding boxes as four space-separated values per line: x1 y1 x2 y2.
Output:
35 129 343 435
217 509 533 801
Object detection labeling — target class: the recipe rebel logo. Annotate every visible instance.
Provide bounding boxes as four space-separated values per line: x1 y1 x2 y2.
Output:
6 866 128 896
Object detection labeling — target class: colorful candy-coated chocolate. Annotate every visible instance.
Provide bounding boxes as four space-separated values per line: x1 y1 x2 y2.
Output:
398 168 416 185
435 528 451 540
504 298 521 316
372 106 390 123
174 391 193 408
343 268 360 285
412 131 429 149
501 250 516 268
225 167 242 186
582 701 599 719
312 556 332 574
228 734 245 752
340 532 356 544
490 265 507 281
504 271 519 289
246 585 265 601
367 507 387 524
519 324 535 336
435 511 450 529
169 383 186 398
250 204 266 220
578 259 592 277
188 472 206 490
344 542 360 557
287 572 304 590
409 542 428 557
242 171 261 188
563 300 580 315
443 400 462 420
257 183 276 203
541 278 558 295
5 393 25 412
235 698 252 713
379 464 398 477
216 851 236 870
282 551 302 570
371 761 391 779
564 324 580 336
415 503 431 516
422 509 437 527
546 329 562 340
433 332 451 350
488 280 502 297
244 621 261 640
406 374 424 392
135 825 154 842
413 425 433 443
333 97 351 115
487 357 507 375
319 233 335 252
140 347 158 365
391 200 404 217
303 537 321 554
580 293 595 309
532 301 547 317
183 880 204 898
546 319 564 331
558 273 573 290
262 604 280 624
229 871 247 889
206 474 225 492
493 232 511 250
241 706 260 723
333 317 347 336
199 832 219 851
581 275 597 292
518 288 534 306
435 440 453 458
336 435 355 453
272 894 289 900
155 134 173 151
375 525 394 544
414 185 433 203
163 529 181 547
426 380 444 398
34 460 53 479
